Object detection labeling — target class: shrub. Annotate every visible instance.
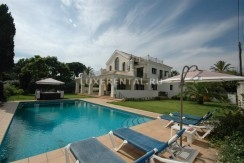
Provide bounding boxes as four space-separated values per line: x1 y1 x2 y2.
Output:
171 94 187 100
171 94 180 100
154 96 161 100
211 106 244 139
210 105 244 162
62 81 75 93
213 132 244 163
3 83 24 98
124 96 161 101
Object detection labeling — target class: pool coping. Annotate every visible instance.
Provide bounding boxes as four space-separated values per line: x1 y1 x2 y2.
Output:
0 98 160 161
0 102 19 144
1 98 218 163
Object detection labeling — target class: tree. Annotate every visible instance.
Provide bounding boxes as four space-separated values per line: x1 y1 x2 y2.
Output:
85 66 94 76
171 70 179 76
0 4 16 78
66 62 86 77
210 60 239 92
210 60 233 73
17 55 73 93
0 4 16 101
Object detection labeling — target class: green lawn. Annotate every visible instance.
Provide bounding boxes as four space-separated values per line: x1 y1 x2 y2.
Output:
8 93 93 101
110 100 231 116
8 94 231 116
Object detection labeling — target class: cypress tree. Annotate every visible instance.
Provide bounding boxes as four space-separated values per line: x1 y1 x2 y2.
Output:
0 4 16 101
0 4 16 78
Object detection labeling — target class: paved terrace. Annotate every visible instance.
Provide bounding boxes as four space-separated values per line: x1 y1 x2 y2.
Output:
0 98 218 163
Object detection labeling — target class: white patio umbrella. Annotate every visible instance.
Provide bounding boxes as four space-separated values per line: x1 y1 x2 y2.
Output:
162 69 244 83
36 78 65 85
161 65 244 145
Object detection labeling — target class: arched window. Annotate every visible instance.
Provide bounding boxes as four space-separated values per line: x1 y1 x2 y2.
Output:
109 65 112 71
115 57 119 70
122 62 126 71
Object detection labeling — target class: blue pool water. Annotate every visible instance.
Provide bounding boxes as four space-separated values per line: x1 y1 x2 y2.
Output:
0 100 152 162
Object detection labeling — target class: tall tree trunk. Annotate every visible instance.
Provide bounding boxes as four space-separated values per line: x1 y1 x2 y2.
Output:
0 81 5 102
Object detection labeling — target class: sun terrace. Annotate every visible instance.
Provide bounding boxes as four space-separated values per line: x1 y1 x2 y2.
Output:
0 98 218 163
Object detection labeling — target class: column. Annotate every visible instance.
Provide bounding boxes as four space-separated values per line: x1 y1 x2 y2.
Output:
98 79 104 96
88 84 93 95
80 84 85 94
75 81 79 94
111 80 114 98
130 79 134 90
147 79 151 90
80 78 85 94
110 77 117 98
237 82 244 107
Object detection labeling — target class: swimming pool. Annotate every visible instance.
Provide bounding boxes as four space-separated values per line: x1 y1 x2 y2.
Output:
0 100 153 162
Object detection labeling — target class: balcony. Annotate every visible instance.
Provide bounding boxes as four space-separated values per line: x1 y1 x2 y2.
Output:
100 69 134 77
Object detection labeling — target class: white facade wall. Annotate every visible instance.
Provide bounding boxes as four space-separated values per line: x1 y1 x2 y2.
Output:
158 83 180 98
145 62 171 79
106 54 129 72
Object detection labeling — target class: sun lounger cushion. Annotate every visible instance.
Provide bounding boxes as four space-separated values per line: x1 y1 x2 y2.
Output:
172 111 213 121
70 138 125 163
112 128 168 152
171 112 203 120
159 114 201 125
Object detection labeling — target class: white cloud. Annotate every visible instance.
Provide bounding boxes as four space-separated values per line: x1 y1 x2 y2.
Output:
61 0 72 7
93 16 237 71
72 0 120 33
1 0 240 74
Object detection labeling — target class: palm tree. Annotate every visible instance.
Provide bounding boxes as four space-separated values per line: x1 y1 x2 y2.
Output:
85 66 94 77
171 70 180 77
210 60 233 73
184 83 227 104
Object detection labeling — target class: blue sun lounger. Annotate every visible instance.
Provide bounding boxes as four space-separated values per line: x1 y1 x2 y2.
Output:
171 111 214 121
171 112 205 121
109 128 198 163
158 112 214 139
109 128 185 153
65 137 156 163
158 111 213 128
159 115 201 126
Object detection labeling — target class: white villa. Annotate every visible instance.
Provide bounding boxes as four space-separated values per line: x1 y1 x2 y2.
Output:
74 50 179 99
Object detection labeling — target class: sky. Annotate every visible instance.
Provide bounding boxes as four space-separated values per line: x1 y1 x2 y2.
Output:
2 0 244 73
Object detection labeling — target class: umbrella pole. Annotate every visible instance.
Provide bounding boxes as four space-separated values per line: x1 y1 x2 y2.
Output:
180 65 198 146
180 81 184 146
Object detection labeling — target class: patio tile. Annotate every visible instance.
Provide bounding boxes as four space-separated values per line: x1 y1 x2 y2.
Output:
0 102 18 144
48 155 66 163
28 153 47 163
11 158 29 163
46 149 64 160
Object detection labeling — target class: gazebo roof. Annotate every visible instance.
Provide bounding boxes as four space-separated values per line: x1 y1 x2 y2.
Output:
36 78 64 85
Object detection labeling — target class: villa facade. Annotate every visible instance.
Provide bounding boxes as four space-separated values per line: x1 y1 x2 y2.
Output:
74 50 180 98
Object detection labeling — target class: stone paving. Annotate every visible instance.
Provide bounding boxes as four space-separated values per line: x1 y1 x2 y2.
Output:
0 98 218 163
